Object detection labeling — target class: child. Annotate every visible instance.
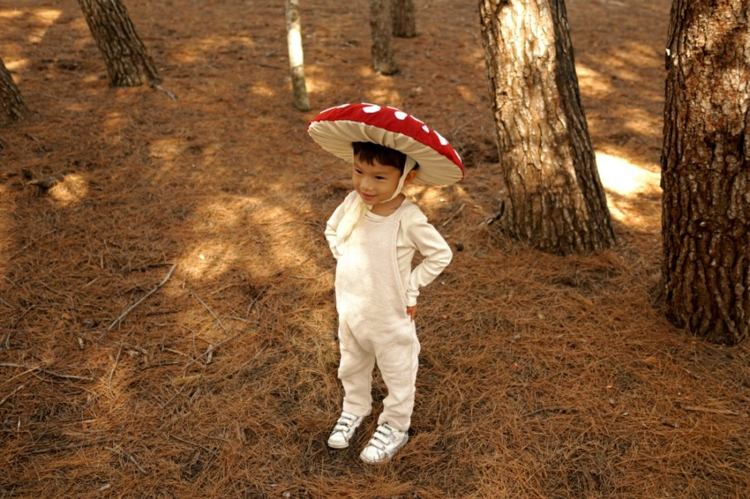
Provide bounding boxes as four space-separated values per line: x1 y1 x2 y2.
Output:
308 103 464 464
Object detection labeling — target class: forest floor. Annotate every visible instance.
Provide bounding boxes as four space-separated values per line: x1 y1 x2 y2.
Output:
1 0 749 497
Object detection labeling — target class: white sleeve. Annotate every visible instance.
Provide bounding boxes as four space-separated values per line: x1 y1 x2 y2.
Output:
404 210 453 306
324 192 356 259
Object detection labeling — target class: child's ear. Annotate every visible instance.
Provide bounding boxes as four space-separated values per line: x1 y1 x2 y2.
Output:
405 170 418 183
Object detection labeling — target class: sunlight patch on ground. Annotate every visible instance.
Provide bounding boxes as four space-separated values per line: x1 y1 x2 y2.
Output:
596 151 661 228
463 47 489 67
173 35 255 64
250 82 276 97
177 197 259 280
357 65 375 77
180 242 239 280
49 174 88 207
596 151 660 197
366 87 401 105
172 51 199 64
408 185 451 212
63 102 91 112
576 64 613 96
103 112 128 143
0 9 23 19
303 67 332 93
4 58 27 71
27 8 61 43
623 108 662 140
456 84 479 104
364 75 402 107
246 203 323 272
193 200 248 228
149 138 187 161
606 201 659 229
595 43 660 82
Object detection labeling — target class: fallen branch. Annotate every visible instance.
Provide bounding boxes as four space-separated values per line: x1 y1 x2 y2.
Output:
440 203 465 228
482 200 506 225
11 305 35 330
108 344 123 392
523 406 577 418
0 362 92 382
191 289 228 336
0 294 14 308
107 445 147 474
27 175 62 192
26 438 109 455
0 383 26 407
169 433 215 454
176 325 256 371
107 263 176 331
246 285 269 315
681 405 741 416
203 328 256 364
150 82 177 100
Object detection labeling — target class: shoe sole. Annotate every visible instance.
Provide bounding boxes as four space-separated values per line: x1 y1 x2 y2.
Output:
327 440 349 449
359 434 409 464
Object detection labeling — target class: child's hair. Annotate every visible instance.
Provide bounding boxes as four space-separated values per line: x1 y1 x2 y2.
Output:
352 142 418 173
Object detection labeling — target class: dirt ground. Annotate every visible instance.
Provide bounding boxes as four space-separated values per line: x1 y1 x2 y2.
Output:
1 0 749 497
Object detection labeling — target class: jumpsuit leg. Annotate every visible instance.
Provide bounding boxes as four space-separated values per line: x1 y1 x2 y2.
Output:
337 319 375 417
375 322 421 432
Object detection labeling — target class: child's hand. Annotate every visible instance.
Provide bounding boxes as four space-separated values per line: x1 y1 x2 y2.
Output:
406 306 417 321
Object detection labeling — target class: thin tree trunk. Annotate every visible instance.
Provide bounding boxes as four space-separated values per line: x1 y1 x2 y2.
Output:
370 0 399 75
391 0 417 38
0 57 27 125
478 0 615 255
77 0 160 87
285 0 310 111
660 0 750 345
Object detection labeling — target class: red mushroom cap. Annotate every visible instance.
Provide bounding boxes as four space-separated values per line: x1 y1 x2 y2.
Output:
307 103 465 186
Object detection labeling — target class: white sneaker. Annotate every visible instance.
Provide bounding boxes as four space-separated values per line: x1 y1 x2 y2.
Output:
359 422 408 464
327 411 364 449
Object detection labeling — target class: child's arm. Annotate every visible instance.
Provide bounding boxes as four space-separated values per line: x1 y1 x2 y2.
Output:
404 211 453 307
324 192 356 259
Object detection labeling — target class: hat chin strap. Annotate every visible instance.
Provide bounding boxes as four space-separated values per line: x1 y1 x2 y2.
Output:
336 156 417 246
386 156 417 202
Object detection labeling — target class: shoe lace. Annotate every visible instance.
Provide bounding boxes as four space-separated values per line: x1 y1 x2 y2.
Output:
333 412 357 433
369 423 394 449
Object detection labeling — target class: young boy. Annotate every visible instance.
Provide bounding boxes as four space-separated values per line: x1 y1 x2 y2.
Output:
308 103 464 464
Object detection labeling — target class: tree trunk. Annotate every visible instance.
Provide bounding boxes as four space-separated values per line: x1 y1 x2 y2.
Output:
370 0 399 75
77 0 160 87
391 0 417 38
660 0 750 345
0 57 27 125
478 0 615 255
285 0 310 111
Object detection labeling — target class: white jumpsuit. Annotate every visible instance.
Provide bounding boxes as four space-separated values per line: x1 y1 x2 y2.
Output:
326 192 452 431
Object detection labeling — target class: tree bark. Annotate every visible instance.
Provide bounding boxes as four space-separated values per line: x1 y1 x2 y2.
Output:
0 57 27 125
478 0 615 255
77 0 160 87
285 0 310 111
370 0 399 75
391 0 417 38
660 0 750 345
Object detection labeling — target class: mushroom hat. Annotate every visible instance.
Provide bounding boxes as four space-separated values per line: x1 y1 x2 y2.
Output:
307 103 465 185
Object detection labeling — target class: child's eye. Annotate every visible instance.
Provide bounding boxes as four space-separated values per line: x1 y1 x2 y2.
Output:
354 169 363 174
375 176 386 180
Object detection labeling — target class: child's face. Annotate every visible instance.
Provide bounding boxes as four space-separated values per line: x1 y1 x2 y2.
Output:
352 157 404 206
